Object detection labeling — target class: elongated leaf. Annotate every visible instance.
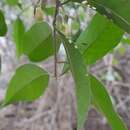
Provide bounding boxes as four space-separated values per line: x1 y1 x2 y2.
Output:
13 18 25 57
76 13 124 64
3 64 49 106
62 35 91 130
0 10 7 36
88 0 130 34
6 0 19 6
62 13 123 74
90 74 127 130
22 22 54 62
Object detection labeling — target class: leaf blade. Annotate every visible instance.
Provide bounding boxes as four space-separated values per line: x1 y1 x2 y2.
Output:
90 74 128 130
13 18 25 57
62 37 91 130
6 0 19 6
4 64 49 106
88 0 130 33
0 10 7 36
76 13 124 64
22 22 54 62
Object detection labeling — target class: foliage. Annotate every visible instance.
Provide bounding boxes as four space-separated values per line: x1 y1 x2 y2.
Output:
13 18 25 56
0 0 130 129
0 9 7 36
61 33 91 129
3 64 49 106
90 75 127 130
21 22 54 62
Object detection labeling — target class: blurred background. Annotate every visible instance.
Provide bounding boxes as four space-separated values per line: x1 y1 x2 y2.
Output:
0 0 130 130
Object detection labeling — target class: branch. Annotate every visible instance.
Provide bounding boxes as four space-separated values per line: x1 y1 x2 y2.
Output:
53 0 60 79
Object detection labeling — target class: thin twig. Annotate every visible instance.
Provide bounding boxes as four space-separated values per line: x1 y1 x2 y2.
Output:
53 0 60 79
33 0 41 15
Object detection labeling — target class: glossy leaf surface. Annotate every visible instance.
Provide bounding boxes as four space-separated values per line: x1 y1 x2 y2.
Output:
4 64 49 105
62 36 91 130
76 13 124 64
88 0 130 33
22 22 53 62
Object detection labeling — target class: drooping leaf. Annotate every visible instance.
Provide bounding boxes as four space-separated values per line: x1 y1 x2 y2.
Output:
22 22 54 62
90 74 128 130
13 18 25 57
88 0 130 34
0 10 7 36
62 13 124 74
3 64 49 106
61 34 91 130
76 13 124 64
6 0 19 6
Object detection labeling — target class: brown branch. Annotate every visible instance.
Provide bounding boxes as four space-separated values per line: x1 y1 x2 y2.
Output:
53 0 60 79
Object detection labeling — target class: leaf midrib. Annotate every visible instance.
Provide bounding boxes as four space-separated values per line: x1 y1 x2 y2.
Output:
82 19 109 55
28 33 52 55
5 73 48 104
92 0 130 27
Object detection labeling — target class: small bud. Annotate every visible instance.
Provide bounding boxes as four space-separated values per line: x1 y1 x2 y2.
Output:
34 7 44 21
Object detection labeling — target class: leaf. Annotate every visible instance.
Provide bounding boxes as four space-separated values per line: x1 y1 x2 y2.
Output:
44 6 55 16
3 64 49 106
62 35 91 130
121 37 130 45
76 13 124 64
88 0 130 34
6 0 19 6
61 61 70 75
90 74 128 130
13 18 25 57
0 10 7 36
22 22 54 62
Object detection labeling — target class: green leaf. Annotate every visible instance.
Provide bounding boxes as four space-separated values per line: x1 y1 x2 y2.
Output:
62 35 91 130
61 61 70 75
0 10 7 36
22 22 54 62
44 6 55 16
121 37 130 45
88 0 130 34
90 74 128 130
6 0 19 6
13 18 25 57
3 64 49 106
76 13 124 64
